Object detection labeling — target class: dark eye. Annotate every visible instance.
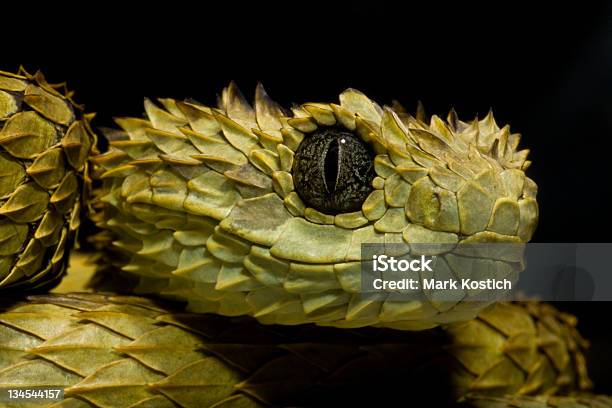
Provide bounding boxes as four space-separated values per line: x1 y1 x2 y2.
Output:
292 127 375 214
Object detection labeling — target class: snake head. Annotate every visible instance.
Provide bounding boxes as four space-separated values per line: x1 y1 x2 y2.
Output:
94 82 539 329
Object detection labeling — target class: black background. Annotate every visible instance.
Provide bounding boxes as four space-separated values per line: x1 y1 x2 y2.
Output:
5 0 612 396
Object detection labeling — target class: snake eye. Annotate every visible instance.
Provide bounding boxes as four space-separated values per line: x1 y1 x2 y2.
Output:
292 127 375 214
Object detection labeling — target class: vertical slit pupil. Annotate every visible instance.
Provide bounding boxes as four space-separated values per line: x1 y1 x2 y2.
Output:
292 127 374 214
324 138 339 194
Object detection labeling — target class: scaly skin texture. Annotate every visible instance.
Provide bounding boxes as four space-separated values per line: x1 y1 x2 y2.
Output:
92 84 539 330
0 291 590 407
0 69 97 290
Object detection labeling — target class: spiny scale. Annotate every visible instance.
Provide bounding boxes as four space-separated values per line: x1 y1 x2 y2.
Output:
0 68 97 290
92 82 539 329
0 292 590 407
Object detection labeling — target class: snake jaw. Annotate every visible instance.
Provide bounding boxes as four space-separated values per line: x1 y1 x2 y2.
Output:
93 82 539 329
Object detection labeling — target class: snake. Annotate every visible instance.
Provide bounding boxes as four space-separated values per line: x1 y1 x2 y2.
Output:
0 73 602 407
